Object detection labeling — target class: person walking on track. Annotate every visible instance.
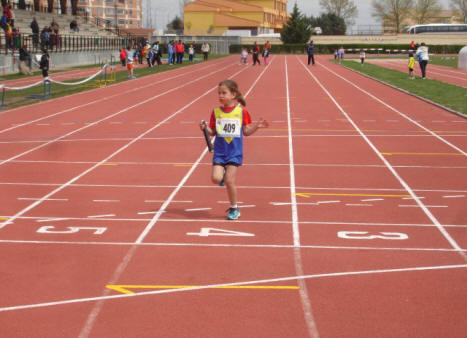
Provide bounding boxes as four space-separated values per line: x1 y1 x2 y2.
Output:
251 42 261 66
200 79 268 220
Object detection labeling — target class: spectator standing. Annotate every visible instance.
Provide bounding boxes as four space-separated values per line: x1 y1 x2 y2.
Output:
39 49 50 79
240 47 248 65
8 5 14 27
408 53 415 80
201 42 210 61
263 40 271 65
251 42 260 66
337 46 345 64
176 40 184 64
30 17 39 49
126 46 136 79
168 40 174 65
19 45 32 75
307 40 315 66
152 41 161 66
188 44 194 62
360 49 366 65
119 48 126 67
416 42 429 79
40 26 50 50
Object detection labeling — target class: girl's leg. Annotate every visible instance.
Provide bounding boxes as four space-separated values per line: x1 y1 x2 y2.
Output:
224 165 238 206
211 165 225 185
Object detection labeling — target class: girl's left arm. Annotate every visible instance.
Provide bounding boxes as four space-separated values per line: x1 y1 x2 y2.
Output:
243 118 269 136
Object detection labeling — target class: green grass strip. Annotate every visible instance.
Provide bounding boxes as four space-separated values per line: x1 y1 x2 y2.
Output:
339 60 466 115
1 54 227 111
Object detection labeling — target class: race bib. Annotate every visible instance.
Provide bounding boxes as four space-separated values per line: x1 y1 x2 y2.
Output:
217 118 241 138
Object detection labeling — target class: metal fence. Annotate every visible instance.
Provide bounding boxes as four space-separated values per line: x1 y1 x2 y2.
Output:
0 33 132 54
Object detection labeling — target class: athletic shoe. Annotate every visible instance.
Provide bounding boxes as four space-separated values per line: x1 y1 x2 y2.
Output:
226 207 241 220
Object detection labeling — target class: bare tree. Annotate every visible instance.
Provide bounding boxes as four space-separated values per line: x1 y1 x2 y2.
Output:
450 0 467 23
413 0 442 24
319 0 358 26
372 0 414 33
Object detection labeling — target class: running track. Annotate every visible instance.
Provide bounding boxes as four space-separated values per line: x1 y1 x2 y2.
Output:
0 55 466 337
365 58 467 87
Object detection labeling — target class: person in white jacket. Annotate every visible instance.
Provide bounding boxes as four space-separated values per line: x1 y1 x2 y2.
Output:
416 42 429 79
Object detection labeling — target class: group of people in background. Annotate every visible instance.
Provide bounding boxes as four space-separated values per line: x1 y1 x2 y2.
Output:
239 41 271 66
119 40 212 79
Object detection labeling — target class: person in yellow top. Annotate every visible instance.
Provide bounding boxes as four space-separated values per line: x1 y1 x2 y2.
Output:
408 53 415 80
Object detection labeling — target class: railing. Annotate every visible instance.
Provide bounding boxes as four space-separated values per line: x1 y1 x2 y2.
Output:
0 32 132 54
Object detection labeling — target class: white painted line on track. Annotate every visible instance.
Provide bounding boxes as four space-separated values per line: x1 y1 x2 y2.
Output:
237 205 256 208
145 200 193 203
137 211 165 215
93 200 120 202
1 264 465 313
17 197 68 201
87 214 116 218
345 203 373 207
443 195 465 198
361 198 384 202
4 214 467 227
185 208 212 212
36 218 70 222
300 57 466 260
286 57 319 338
399 205 448 208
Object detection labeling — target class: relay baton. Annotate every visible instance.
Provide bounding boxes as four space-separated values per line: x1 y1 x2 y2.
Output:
201 120 213 152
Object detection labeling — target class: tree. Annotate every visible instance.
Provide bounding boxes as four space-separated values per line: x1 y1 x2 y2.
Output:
372 0 414 33
167 16 184 31
412 0 442 24
319 0 358 26
60 0 68 14
280 3 312 44
309 13 347 35
450 0 467 23
71 0 79 15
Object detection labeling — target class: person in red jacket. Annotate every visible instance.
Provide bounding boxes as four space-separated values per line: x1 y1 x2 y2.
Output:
119 48 126 67
176 40 184 64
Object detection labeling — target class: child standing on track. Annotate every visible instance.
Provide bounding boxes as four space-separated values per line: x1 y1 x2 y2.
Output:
408 52 415 79
200 80 268 220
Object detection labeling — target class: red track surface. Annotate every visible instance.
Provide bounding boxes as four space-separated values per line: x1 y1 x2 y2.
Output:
0 55 466 337
365 58 467 87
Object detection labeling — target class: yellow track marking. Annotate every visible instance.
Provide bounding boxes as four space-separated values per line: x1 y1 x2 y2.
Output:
0 217 9 221
106 284 299 294
381 152 462 156
174 164 192 167
100 163 118 166
296 193 410 198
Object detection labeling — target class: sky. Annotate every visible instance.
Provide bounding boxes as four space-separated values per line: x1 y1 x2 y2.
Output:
142 0 453 32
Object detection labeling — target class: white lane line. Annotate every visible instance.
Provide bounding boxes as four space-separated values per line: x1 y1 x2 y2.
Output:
185 208 212 212
36 123 51 126
399 205 448 208
36 218 70 223
345 203 373 207
17 197 68 201
301 57 465 258
145 200 193 203
237 205 256 208
402 196 425 200
316 200 340 204
286 57 318 338
217 201 244 204
137 211 165 215
361 198 384 202
92 200 120 203
87 214 116 218
443 195 465 198
1 264 465 313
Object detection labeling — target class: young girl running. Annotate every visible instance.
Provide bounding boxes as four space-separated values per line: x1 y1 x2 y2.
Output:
200 80 268 220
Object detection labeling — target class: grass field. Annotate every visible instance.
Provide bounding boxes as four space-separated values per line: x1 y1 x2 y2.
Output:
339 59 466 115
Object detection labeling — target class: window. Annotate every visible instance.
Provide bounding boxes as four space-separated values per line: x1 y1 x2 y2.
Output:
105 7 114 15
117 9 124 14
118 19 125 25
105 0 113 4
